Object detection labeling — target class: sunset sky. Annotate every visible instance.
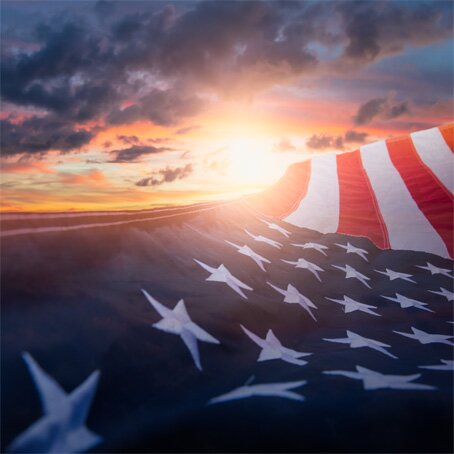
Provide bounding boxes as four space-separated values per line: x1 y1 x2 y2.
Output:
1 0 453 212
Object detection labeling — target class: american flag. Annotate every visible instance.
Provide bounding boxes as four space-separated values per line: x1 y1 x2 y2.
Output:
1 125 453 453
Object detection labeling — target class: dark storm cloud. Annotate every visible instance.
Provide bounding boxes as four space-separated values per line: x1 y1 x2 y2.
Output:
145 1 319 90
1 1 451 155
94 0 116 20
353 96 410 125
1 21 120 122
336 1 452 64
106 89 205 127
306 129 369 151
110 145 172 163
135 163 193 186
0 116 94 156
110 12 144 41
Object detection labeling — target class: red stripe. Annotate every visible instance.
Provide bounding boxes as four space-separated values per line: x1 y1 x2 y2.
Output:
247 161 311 218
439 123 454 152
387 136 453 257
336 150 390 249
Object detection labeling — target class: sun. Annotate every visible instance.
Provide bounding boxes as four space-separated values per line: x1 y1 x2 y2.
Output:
224 136 278 190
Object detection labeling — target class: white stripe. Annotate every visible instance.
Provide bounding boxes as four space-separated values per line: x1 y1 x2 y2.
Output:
284 153 339 233
0 201 235 238
411 127 454 193
360 140 449 258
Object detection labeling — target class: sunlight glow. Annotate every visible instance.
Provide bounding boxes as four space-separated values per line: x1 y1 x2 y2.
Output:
225 136 277 188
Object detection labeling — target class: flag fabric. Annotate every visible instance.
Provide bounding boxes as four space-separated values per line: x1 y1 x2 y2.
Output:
249 124 453 258
1 125 453 453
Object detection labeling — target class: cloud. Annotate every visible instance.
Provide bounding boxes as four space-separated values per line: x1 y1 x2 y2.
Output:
4 2 450 111
425 99 453 117
135 163 193 187
117 135 140 145
336 1 452 65
1 1 450 155
306 129 369 150
353 95 410 125
59 169 109 186
306 134 344 150
174 125 200 135
1 20 119 122
110 145 172 163
0 160 55 174
147 137 172 144
353 98 386 125
273 138 296 152
94 0 116 20
105 89 205 127
0 116 94 156
344 130 368 143
387 102 410 120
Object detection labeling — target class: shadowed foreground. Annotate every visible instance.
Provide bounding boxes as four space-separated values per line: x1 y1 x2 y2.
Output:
1 200 453 452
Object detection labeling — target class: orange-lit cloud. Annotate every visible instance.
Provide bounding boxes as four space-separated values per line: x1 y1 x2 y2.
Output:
0 161 55 174
58 169 111 186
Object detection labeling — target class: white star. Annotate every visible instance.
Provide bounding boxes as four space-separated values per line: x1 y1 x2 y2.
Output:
244 229 283 249
381 293 433 312
325 295 380 316
429 287 454 302
324 365 435 391
208 377 306 404
267 281 317 320
260 219 291 238
290 242 328 256
282 258 324 282
7 352 101 453
323 330 397 358
142 290 220 371
194 259 253 299
416 262 453 278
225 240 270 271
375 268 416 283
241 325 312 366
419 360 454 371
393 327 454 346
335 242 368 261
332 264 371 288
